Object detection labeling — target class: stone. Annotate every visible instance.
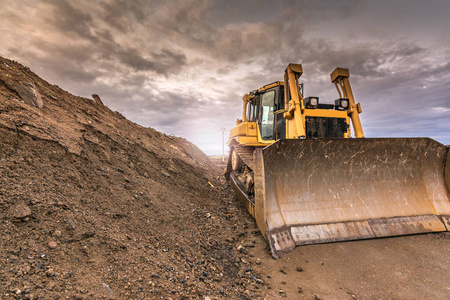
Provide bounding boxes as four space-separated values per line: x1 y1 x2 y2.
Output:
45 269 55 277
102 283 113 296
16 82 43 108
48 241 57 249
10 203 31 219
91 94 104 106
161 169 170 177
237 245 248 254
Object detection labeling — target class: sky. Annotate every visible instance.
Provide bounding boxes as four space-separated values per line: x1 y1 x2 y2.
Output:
1 0 449 155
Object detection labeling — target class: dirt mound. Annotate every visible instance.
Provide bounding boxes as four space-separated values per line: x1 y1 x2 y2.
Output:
0 57 267 299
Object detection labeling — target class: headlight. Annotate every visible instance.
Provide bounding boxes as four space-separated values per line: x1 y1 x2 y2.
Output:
305 97 319 108
335 98 349 110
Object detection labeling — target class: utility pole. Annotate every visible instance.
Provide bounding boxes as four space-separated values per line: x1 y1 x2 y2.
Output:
221 128 226 162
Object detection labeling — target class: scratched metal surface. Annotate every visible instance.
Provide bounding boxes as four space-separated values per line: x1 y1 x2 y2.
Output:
254 138 450 257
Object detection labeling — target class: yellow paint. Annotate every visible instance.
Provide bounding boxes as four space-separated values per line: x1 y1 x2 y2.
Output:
331 68 365 138
229 64 364 148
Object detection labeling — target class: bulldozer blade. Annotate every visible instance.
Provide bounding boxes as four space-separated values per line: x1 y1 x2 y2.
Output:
253 138 450 258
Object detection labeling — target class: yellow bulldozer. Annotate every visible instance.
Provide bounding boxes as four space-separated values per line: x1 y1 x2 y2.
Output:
226 63 450 258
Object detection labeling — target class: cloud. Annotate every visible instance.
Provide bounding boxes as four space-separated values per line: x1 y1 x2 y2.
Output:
43 0 95 40
116 48 187 75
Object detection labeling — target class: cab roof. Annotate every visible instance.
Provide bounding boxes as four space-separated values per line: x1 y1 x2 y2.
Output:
257 81 283 92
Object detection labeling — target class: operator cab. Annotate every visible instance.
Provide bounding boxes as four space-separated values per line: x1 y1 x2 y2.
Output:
252 82 350 141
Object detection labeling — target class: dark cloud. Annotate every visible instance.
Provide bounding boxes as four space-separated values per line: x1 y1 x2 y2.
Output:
97 0 142 33
44 0 95 40
116 48 187 75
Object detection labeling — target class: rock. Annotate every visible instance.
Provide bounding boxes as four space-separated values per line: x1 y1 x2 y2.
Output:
66 219 76 231
279 267 287 274
298 286 303 293
161 169 170 177
22 265 31 274
82 231 95 239
53 230 62 238
10 203 31 219
48 241 57 249
102 283 113 296
296 267 303 272
46 281 56 290
314 295 323 300
15 82 43 108
237 245 248 254
167 162 177 173
92 94 104 106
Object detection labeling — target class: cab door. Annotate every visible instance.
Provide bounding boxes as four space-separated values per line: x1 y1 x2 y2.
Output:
274 85 285 140
258 90 276 140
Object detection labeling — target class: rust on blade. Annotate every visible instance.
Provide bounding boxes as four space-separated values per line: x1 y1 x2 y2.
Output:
289 220 375 245
439 215 450 231
268 215 448 259
368 215 446 237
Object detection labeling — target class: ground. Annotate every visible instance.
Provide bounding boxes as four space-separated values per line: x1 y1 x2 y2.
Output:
1 56 449 300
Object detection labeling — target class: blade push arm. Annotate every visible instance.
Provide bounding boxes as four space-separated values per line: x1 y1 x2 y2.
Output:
283 63 306 138
331 68 365 138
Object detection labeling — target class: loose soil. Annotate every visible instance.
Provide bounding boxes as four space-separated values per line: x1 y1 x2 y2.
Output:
1 56 449 300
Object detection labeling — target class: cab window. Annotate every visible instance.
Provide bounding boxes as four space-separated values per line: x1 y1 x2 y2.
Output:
246 99 257 122
260 91 275 140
